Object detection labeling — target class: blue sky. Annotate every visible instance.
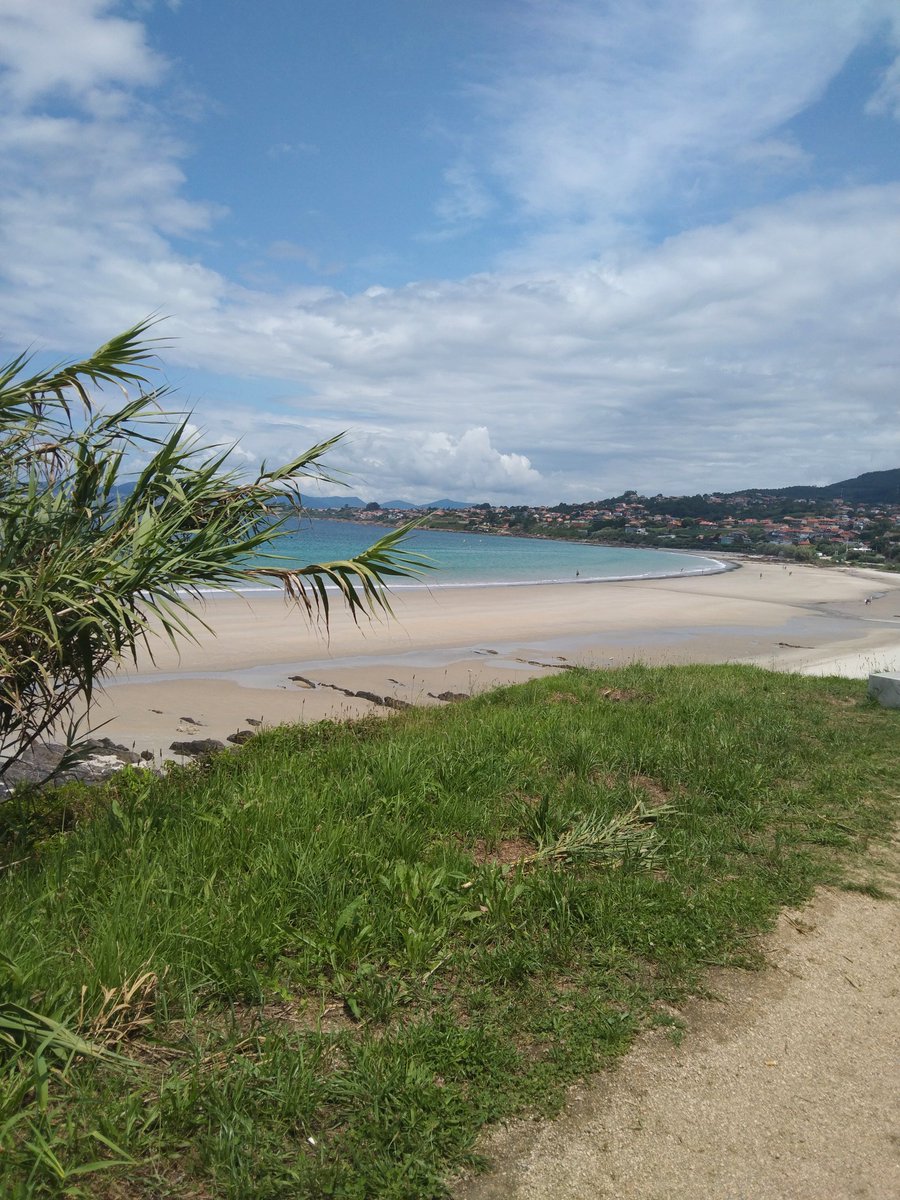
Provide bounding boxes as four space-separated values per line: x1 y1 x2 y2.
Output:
1 1 899 502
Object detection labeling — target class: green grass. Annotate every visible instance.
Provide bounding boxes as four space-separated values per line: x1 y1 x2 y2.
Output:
1 664 897 1197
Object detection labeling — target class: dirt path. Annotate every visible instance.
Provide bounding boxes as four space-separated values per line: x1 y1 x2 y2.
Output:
456 842 899 1200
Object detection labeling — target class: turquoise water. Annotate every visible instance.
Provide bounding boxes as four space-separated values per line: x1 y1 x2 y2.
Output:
230 517 726 591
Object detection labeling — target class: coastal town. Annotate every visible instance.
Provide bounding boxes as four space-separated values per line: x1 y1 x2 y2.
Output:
307 483 900 569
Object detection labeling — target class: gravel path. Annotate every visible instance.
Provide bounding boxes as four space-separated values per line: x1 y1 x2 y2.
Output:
456 842 899 1200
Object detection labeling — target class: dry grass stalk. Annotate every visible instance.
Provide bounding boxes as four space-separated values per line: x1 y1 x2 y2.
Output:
82 969 162 1045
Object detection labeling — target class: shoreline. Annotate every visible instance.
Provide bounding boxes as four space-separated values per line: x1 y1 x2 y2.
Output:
83 559 900 758
186 557 734 598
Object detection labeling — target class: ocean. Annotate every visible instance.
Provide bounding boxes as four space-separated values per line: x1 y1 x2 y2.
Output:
233 517 726 591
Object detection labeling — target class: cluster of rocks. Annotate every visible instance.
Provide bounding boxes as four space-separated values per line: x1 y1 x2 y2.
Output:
289 675 412 710
0 737 154 797
1 720 264 796
168 715 262 758
290 675 475 708
169 729 255 756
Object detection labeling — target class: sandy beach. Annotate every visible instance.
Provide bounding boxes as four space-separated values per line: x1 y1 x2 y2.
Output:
84 557 900 758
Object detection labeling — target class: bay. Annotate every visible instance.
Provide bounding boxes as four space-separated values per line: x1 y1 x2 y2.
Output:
232 517 726 590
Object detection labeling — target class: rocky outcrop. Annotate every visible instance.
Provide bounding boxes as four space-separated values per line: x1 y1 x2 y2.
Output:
0 738 151 796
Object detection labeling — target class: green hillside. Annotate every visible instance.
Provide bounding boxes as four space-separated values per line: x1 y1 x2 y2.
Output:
770 467 900 504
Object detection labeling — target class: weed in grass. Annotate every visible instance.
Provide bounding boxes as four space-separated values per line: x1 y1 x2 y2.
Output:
649 1009 687 1047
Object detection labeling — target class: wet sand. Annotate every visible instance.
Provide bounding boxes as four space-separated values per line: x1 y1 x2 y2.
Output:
88 559 900 757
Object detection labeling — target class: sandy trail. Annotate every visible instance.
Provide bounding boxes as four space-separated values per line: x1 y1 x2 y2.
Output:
456 840 900 1200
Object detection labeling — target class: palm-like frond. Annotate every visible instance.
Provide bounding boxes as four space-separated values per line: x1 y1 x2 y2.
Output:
524 801 673 868
0 322 428 778
0 318 166 426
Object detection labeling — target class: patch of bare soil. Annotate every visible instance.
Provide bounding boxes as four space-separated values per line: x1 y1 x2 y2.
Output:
455 837 900 1200
471 837 535 867
629 774 672 808
228 996 354 1034
590 770 673 809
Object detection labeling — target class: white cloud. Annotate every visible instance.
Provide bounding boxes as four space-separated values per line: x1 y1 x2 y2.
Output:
433 162 495 231
170 183 900 499
4 178 900 500
465 0 898 262
347 426 543 501
1 1 899 503
866 54 900 120
0 0 162 106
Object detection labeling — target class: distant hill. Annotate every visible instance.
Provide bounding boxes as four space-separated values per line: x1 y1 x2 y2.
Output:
772 468 900 505
111 486 474 511
114 468 900 512
299 495 364 509
381 498 472 510
725 468 900 506
303 497 474 511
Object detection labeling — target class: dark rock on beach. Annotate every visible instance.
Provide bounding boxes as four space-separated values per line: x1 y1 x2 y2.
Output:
226 730 255 745
81 737 142 764
353 690 411 710
307 679 412 710
169 738 226 757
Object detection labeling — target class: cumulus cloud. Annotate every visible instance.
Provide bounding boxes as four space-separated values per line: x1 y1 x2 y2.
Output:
4 176 900 498
0 0 221 347
0 0 162 105
347 426 543 501
186 413 545 505
164 183 900 498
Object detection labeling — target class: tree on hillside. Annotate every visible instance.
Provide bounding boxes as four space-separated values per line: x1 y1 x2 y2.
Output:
0 321 428 781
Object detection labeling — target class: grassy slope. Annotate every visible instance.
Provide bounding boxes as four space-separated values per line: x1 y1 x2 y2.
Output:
1 664 897 1198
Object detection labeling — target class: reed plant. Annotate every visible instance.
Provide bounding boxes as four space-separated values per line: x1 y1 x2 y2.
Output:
0 321 427 783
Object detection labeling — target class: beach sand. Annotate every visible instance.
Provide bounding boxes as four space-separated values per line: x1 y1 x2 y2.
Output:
86 558 900 758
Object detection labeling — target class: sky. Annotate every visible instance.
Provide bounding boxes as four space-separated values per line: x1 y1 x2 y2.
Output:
1 0 899 504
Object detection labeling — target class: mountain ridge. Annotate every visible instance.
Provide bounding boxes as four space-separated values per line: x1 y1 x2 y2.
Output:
111 468 900 509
